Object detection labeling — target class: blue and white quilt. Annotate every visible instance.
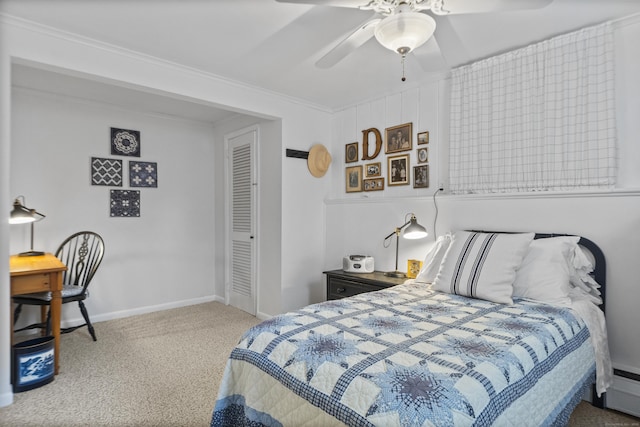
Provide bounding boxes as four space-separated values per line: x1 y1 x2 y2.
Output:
212 283 595 426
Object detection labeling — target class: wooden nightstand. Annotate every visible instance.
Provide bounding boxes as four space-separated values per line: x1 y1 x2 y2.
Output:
323 269 408 300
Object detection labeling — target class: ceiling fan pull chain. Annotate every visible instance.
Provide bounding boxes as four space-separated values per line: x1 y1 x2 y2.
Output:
396 46 410 82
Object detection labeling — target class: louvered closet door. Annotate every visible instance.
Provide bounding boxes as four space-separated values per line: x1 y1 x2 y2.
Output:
227 129 256 315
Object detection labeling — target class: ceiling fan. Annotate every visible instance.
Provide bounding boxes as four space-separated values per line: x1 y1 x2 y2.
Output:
276 0 553 79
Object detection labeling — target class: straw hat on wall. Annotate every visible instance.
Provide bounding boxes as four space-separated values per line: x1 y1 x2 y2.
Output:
307 144 332 178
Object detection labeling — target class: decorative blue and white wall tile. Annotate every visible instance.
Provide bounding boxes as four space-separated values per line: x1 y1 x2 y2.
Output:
110 189 140 217
91 157 123 186
111 127 140 157
130 161 157 188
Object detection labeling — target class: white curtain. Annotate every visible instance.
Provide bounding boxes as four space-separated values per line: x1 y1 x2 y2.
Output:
449 22 616 194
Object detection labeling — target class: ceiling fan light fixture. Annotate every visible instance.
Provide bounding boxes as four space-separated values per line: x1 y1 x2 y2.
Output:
374 11 436 56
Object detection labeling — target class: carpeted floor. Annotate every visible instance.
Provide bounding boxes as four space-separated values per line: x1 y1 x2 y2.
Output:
0 302 638 426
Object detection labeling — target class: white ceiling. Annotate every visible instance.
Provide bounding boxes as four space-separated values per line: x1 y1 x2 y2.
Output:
3 0 640 121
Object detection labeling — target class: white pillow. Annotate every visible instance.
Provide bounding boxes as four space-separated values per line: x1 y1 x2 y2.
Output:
512 236 579 306
433 231 534 304
414 233 452 284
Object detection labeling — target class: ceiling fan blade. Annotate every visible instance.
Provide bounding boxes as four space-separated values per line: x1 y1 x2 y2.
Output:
412 36 448 72
428 0 553 15
316 17 381 68
426 15 470 68
275 0 365 7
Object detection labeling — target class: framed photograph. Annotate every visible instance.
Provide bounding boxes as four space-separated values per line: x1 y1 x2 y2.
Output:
417 131 429 145
365 162 381 177
417 147 428 164
345 165 363 192
385 123 412 154
345 142 358 163
413 165 429 188
364 177 385 191
387 154 409 186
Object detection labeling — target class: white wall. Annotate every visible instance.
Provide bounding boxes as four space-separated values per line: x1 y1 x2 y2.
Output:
280 109 333 312
10 88 219 325
0 15 331 407
325 16 640 415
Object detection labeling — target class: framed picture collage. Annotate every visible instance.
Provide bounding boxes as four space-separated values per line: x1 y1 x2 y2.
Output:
91 127 158 217
345 122 429 193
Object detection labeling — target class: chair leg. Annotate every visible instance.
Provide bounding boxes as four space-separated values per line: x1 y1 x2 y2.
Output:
13 304 23 324
41 306 49 337
13 303 49 333
45 308 52 336
78 301 96 341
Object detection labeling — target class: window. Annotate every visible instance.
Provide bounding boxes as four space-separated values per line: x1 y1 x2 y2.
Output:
449 22 616 194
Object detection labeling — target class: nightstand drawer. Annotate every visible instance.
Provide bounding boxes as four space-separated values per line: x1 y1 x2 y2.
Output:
327 277 382 299
324 270 406 300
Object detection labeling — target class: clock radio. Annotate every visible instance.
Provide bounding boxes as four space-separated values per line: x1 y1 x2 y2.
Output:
342 255 375 273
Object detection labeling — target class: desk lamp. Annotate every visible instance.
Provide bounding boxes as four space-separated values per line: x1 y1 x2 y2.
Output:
9 196 46 256
383 213 428 278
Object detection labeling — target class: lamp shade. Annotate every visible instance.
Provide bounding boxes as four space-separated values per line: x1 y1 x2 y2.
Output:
9 197 46 256
10 200 35 224
9 206 35 224
9 198 45 224
384 213 428 278
403 216 428 240
374 11 436 55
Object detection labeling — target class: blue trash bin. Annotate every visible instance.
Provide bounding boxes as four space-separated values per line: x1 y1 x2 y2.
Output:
12 336 55 393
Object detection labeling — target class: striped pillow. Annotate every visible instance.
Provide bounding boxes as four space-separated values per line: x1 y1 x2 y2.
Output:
433 231 535 304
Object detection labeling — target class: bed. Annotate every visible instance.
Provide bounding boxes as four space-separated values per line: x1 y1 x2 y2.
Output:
211 231 612 426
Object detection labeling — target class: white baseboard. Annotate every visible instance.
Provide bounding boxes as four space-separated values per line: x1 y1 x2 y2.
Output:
581 367 640 418
0 391 14 408
256 310 273 321
607 374 640 417
61 295 219 328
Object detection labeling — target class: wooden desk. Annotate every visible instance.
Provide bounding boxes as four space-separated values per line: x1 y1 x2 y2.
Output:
9 253 66 375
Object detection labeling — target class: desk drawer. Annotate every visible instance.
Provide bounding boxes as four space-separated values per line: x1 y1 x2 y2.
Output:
11 274 51 295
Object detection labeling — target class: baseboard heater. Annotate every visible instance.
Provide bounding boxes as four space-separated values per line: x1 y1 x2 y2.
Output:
614 369 640 382
607 368 640 418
